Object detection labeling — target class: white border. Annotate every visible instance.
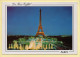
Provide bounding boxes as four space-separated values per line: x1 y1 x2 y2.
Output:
2 2 77 54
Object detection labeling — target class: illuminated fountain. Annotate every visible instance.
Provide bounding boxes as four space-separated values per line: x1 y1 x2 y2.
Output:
8 36 64 50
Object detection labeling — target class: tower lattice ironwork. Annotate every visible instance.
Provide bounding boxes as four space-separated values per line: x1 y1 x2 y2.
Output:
36 9 45 36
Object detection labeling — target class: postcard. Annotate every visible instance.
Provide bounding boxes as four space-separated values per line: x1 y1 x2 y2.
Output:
2 2 77 54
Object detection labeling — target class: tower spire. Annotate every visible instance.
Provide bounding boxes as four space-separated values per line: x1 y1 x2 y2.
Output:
40 9 41 26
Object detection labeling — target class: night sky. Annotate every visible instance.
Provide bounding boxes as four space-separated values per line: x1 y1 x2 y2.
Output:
7 6 72 36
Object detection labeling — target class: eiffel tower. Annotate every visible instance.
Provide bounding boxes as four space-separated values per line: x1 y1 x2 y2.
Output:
36 9 45 36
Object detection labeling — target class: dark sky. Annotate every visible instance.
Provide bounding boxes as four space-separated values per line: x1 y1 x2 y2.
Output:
7 6 72 36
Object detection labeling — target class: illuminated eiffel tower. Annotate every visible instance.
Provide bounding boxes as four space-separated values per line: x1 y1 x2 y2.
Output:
36 9 45 36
